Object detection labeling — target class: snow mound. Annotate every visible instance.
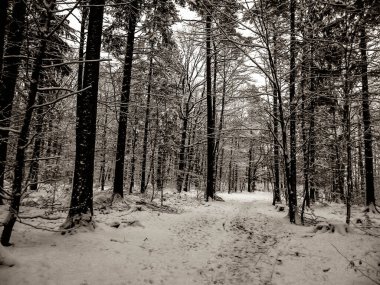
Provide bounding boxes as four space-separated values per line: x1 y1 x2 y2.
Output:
218 191 272 203
313 222 351 235
0 245 17 267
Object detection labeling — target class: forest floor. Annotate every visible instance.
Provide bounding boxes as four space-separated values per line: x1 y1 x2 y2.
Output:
0 188 379 285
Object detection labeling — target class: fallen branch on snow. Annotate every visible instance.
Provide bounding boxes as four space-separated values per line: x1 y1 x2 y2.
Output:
330 243 380 285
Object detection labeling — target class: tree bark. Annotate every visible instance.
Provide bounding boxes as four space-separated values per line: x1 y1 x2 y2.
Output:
0 0 9 75
129 111 138 194
214 52 226 192
113 0 140 197
1 0 54 245
205 9 215 201
140 41 154 194
63 0 104 228
28 93 45 191
247 139 255 193
272 32 281 206
359 15 376 208
176 105 189 193
288 0 297 223
99 97 108 192
0 0 28 205
77 4 88 92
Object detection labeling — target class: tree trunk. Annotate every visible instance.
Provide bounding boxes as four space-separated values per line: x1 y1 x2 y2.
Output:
176 108 188 193
359 15 376 209
129 112 139 194
140 41 154 194
63 0 104 229
0 0 28 205
215 53 226 192
343 50 353 224
300 40 310 211
29 93 45 191
248 140 254 193
0 0 9 75
344 91 352 224
288 0 297 223
272 33 281 206
99 98 108 192
183 124 196 192
1 0 54 245
212 40 217 193
113 0 140 197
228 144 233 194
205 9 215 201
77 4 88 92
357 116 365 203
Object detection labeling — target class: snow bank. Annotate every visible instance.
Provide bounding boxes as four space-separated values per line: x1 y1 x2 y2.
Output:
218 191 272 203
0 245 16 267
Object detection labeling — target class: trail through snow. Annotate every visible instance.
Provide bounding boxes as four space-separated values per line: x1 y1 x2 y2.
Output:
0 191 379 285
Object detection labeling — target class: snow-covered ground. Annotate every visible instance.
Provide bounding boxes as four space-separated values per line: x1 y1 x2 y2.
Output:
0 190 379 285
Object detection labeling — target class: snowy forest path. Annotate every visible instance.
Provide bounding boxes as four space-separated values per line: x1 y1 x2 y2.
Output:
2 192 377 285
1 193 290 285
159 195 291 285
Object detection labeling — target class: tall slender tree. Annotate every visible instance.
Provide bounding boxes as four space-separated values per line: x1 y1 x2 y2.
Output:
358 0 376 210
205 3 215 201
1 0 55 245
113 0 141 198
288 0 297 223
0 0 28 205
77 3 89 92
140 41 154 194
272 31 281 206
0 0 9 75
63 0 105 228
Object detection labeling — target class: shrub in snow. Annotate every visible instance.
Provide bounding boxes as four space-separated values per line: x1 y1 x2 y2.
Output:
313 222 350 235
275 204 286 212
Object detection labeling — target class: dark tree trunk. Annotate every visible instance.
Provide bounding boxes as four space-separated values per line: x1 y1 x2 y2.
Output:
343 50 353 224
218 148 224 192
288 0 297 224
308 102 316 203
176 108 188 193
113 0 140 197
205 10 215 201
234 164 238 193
183 124 196 192
77 4 88 92
272 33 281 206
300 43 310 212
63 0 104 228
1 0 53 245
359 17 376 208
0 0 9 75
306 35 317 206
99 100 108 192
228 144 233 194
357 117 365 203
247 140 254 193
212 40 217 193
29 93 45 191
129 112 138 194
344 90 352 224
214 54 226 192
273 89 281 204
157 142 164 205
140 42 154 194
301 100 310 212
0 0 28 205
